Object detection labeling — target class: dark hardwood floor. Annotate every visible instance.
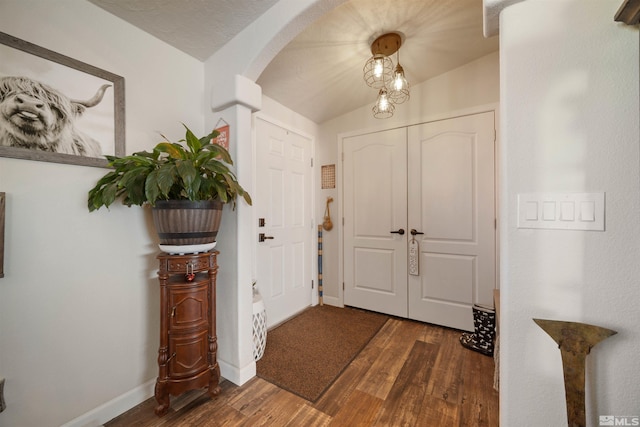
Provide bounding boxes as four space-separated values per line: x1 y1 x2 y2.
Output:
105 317 499 426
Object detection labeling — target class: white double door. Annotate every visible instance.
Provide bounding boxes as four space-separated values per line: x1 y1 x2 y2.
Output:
343 112 496 331
255 117 312 328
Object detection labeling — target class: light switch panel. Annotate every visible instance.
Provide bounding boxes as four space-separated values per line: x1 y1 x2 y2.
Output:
518 192 605 231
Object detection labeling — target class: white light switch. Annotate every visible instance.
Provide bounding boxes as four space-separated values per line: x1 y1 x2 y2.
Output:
542 201 556 221
560 202 575 221
518 193 605 231
525 201 538 221
580 201 596 222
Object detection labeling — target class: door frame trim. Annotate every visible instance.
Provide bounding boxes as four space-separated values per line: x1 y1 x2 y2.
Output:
337 103 500 308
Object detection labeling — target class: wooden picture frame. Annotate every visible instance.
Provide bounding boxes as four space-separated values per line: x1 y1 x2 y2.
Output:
0 32 125 168
0 192 4 278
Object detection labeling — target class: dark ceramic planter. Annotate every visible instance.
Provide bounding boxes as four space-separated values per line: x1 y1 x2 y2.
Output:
151 200 223 245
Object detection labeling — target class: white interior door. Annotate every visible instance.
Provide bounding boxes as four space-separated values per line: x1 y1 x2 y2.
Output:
342 112 496 330
343 128 408 317
407 112 496 331
255 117 312 327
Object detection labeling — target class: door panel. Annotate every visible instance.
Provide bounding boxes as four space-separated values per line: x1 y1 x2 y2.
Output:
421 253 475 303
408 112 495 331
420 134 474 240
255 118 312 327
343 128 408 317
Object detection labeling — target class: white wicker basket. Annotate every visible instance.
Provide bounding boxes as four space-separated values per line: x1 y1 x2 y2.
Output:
252 293 267 361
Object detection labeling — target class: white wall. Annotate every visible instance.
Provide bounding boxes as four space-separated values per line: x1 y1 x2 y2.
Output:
0 1 206 426
316 51 500 305
260 96 320 139
500 0 640 425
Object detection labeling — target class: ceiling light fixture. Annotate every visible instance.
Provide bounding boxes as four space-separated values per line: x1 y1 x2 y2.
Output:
363 32 410 118
390 50 409 104
363 53 393 89
373 87 394 119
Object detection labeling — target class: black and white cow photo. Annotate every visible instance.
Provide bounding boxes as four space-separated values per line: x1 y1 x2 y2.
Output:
0 76 111 157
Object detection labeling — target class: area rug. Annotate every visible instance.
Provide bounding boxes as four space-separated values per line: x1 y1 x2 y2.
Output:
256 304 389 402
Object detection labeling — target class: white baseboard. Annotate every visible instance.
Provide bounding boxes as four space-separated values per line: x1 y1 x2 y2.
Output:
219 359 256 386
62 362 258 426
61 379 155 427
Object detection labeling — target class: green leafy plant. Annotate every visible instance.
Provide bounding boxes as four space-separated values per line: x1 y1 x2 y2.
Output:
88 124 252 211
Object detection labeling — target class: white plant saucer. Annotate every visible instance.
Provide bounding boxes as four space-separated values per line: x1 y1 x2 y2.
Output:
159 242 216 255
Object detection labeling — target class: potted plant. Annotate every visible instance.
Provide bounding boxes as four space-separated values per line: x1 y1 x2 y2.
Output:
88 123 251 249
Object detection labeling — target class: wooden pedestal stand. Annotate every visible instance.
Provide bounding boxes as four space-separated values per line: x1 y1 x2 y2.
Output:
154 250 221 416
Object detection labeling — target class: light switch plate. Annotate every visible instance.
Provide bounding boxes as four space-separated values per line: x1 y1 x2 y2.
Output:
517 192 605 231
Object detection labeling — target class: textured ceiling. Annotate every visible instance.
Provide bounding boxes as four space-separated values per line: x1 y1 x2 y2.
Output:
89 0 498 124
89 0 280 61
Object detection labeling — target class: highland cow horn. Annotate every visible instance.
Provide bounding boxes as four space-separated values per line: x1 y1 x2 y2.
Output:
72 84 112 108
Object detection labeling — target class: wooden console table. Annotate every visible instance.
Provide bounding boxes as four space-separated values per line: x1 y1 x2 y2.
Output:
154 250 221 416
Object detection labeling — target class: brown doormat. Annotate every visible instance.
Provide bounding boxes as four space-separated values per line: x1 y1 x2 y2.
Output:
256 305 389 402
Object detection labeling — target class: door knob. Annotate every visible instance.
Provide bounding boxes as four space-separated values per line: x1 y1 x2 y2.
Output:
259 233 274 242
390 229 405 235
410 229 424 236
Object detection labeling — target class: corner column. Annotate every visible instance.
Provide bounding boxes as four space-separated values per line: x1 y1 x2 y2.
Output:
208 74 261 385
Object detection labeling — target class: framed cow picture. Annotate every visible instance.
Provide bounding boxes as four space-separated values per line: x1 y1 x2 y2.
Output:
0 32 125 168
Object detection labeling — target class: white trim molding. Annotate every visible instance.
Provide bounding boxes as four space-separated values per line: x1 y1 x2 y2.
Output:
483 0 526 37
61 379 155 427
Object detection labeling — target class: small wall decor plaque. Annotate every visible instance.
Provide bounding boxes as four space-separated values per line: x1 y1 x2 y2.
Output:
213 118 229 150
321 164 336 189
